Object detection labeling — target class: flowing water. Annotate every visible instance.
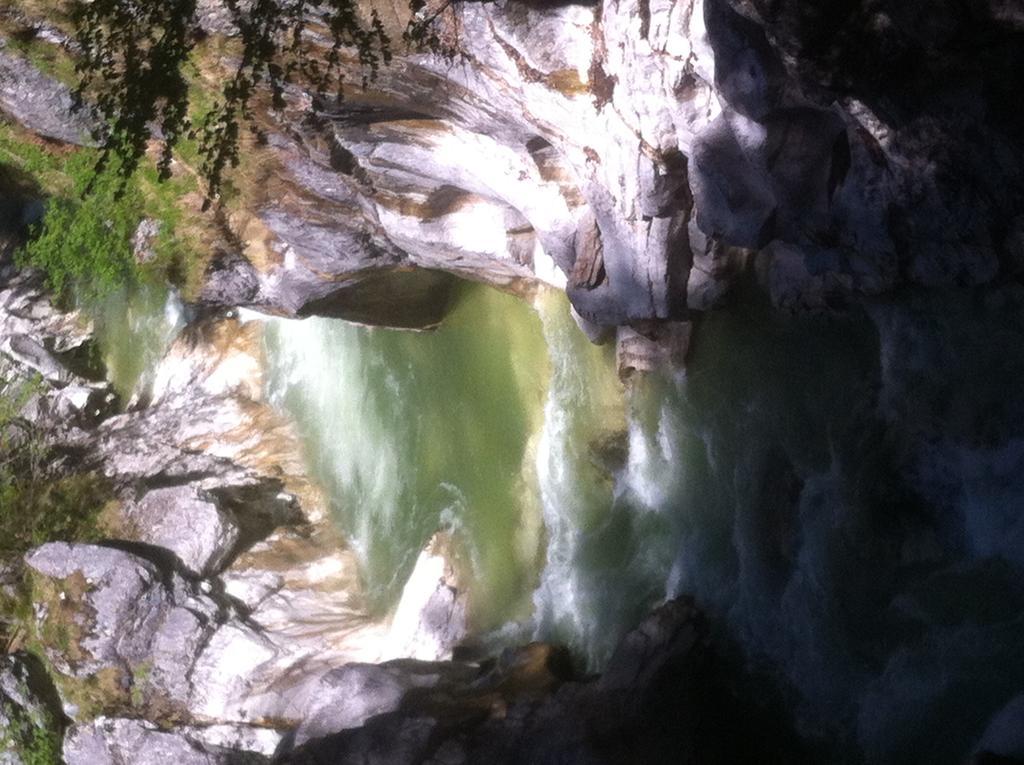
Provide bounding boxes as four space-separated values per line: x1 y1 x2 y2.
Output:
263 282 1024 763
264 286 556 629
97 276 1024 764
82 280 184 400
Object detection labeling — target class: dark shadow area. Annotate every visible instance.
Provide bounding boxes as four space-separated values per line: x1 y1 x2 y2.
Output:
0 158 43 272
298 268 465 330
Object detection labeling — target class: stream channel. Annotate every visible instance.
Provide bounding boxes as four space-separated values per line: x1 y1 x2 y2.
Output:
86 280 1024 763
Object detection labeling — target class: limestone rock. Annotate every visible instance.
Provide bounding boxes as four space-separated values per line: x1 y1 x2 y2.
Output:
384 531 468 662
0 41 95 145
293 661 459 747
132 219 162 265
0 653 62 765
616 322 692 379
280 599 720 765
23 543 214 720
3 0 1021 334
63 718 271 765
113 485 240 577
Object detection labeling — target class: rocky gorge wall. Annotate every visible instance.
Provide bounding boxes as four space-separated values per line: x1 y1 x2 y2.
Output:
2 0 1024 763
192 0 1024 363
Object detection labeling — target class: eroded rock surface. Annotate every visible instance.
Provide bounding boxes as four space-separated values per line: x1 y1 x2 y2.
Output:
0 38 94 145
280 598 804 764
63 717 273 765
180 0 1024 351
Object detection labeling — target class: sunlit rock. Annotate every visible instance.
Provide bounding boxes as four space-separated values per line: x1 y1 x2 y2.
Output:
111 485 240 577
63 717 272 765
0 41 95 145
384 531 468 662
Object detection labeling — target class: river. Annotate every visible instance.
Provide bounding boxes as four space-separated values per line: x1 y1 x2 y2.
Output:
88 279 1024 764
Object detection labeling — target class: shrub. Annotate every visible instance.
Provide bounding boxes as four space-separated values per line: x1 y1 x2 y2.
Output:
1 122 201 297
15 150 141 298
0 373 110 559
0 699 61 765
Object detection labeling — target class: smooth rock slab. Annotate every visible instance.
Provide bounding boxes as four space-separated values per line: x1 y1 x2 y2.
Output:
122 485 241 576
63 718 270 765
384 531 467 662
293 661 467 748
0 43 95 145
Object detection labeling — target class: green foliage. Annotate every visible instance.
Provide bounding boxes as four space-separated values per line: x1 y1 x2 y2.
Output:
0 373 110 559
16 149 141 298
72 0 393 203
0 126 63 180
0 699 61 765
129 660 152 708
0 122 200 296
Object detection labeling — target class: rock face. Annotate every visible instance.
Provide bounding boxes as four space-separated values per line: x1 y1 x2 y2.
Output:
2 3 1023 763
0 38 94 146
382 531 468 662
63 717 273 765
280 598 805 764
184 0 1023 346
2 265 475 758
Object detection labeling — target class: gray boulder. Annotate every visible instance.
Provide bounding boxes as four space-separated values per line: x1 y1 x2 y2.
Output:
117 485 241 577
23 542 218 721
0 41 95 145
63 717 270 765
294 661 469 748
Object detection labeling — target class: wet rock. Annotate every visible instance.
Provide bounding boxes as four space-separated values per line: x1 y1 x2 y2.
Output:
616 322 692 380
293 661 458 747
384 532 468 662
281 599 724 765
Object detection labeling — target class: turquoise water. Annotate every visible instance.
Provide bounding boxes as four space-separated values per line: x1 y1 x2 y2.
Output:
265 283 1024 762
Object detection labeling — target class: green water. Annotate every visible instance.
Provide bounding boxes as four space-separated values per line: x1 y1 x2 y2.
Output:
80 281 184 401
264 286 581 628
84 273 1024 762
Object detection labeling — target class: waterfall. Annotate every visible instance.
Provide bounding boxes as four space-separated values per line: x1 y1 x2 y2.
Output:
528 290 675 667
260 285 678 666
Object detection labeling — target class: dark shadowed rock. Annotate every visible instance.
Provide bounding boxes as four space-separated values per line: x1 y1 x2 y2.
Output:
279 598 807 765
